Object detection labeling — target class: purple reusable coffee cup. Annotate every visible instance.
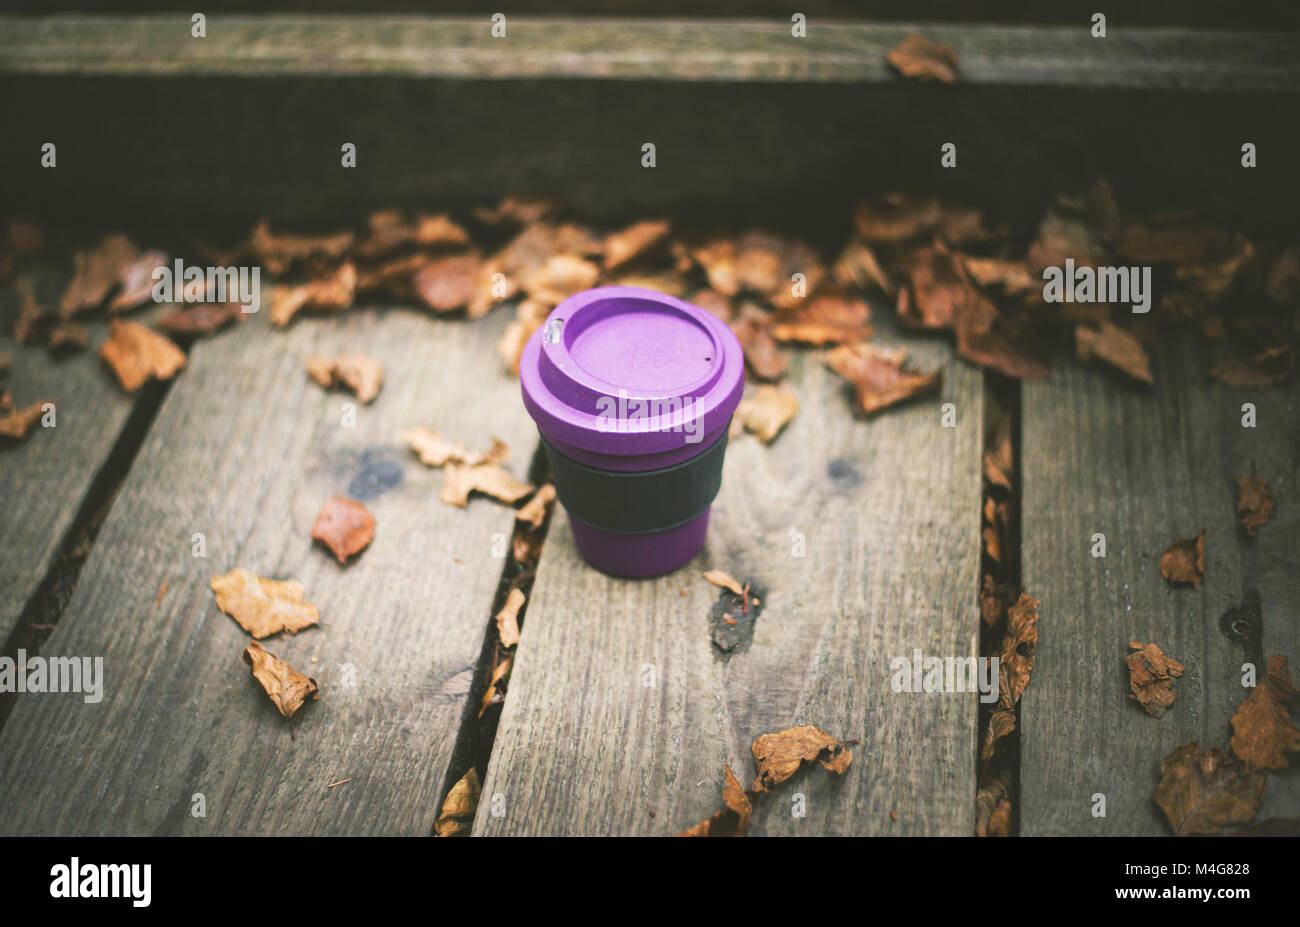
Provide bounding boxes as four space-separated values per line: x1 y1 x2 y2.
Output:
519 286 745 578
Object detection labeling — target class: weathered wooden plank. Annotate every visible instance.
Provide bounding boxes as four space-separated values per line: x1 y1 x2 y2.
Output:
0 304 536 835
0 278 141 646
2 17 1297 90
1020 338 1300 835
475 322 982 836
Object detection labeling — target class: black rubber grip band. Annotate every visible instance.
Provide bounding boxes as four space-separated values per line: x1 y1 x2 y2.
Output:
541 427 730 534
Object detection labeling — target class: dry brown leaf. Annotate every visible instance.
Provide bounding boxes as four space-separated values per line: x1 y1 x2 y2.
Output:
471 195 561 229
311 496 376 563
210 568 320 639
402 428 509 468
1127 640 1185 718
434 768 482 837
1230 654 1300 770
107 250 168 313
0 399 52 441
1075 321 1153 384
269 262 357 327
1154 741 1266 836
1236 476 1275 536
899 242 968 329
1160 530 1206 587
47 322 90 355
702 570 746 597
60 234 139 316
734 230 825 309
495 587 526 648
1211 345 1296 389
886 33 960 84
689 288 734 322
354 210 469 259
603 220 671 271
99 319 186 391
983 414 1013 491
520 254 601 307
248 219 354 276
734 385 798 444
156 301 245 338
770 290 872 345
413 251 483 313
982 593 1039 760
516 483 556 529
242 641 319 719
824 342 942 416
12 278 47 343
852 194 984 246
751 725 854 793
441 462 533 507
962 256 1036 297
975 771 1012 837
731 310 787 382
677 765 751 837
306 354 384 404
833 238 893 295
497 299 551 375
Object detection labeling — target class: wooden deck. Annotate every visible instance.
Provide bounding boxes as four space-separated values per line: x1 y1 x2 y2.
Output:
1 15 1297 837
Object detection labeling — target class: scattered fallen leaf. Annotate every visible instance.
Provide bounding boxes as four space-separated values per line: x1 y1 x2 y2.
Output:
60 234 139 316
690 288 734 322
770 290 872 344
1236 476 1275 536
833 238 893 295
269 262 357 326
603 219 671 271
731 310 787 382
434 768 481 837
107 250 167 313
0 399 52 441
1211 345 1295 389
1127 640 1185 718
354 210 469 259
1154 741 1266 836
402 427 509 468
248 219 354 276
733 385 798 443
156 301 245 338
99 319 186 391
306 354 384 404
677 765 751 837
498 299 551 375
495 587 526 648
824 342 941 416
516 483 556 529
1075 321 1153 384
1160 530 1206 587
886 32 960 84
311 496 376 563
46 322 89 355
982 593 1039 760
751 725 854 792
1230 654 1300 770
520 253 601 307
210 568 320 639
413 251 483 312
441 462 533 507
983 414 1013 491
242 641 319 719
471 195 561 229
975 770 1012 837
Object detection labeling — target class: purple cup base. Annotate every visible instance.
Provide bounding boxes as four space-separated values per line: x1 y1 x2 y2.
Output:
567 508 711 578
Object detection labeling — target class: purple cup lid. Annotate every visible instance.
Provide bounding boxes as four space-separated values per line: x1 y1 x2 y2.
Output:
519 286 744 458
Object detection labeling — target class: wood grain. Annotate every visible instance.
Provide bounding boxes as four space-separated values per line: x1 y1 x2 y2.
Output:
0 277 141 644
1020 338 1300 835
475 320 982 836
0 304 536 835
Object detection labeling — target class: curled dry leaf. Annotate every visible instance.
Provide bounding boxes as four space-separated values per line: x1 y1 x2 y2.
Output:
108 250 168 313
770 290 872 345
434 768 481 837
157 301 245 338
471 194 561 229
824 342 941 417
248 219 354 276
689 288 734 323
516 483 556 529
731 310 787 382
520 254 601 307
270 262 357 327
242 641 319 719
853 194 984 246
833 238 893 295
1160 530 1206 587
975 770 1012 837
982 593 1039 760
962 256 1037 297
1230 654 1300 770
354 210 469 259
402 428 509 468
603 219 671 272
1211 345 1295 389
677 765 751 837
413 251 483 313
734 385 798 444
495 587 526 648
702 570 746 598
886 33 960 84
899 242 968 329
60 234 140 316
1075 321 1153 384
751 725 854 793
306 354 384 404
983 414 1013 491
1154 741 1266 836
210 568 320 639
498 299 551 375
99 320 186 392
0 399 52 441
441 462 533 507
1127 640 1185 718
1236 476 1275 536
311 496 376 564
